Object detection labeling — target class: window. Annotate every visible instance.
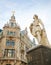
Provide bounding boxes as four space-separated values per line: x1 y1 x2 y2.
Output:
11 22 14 27
6 40 15 46
11 22 16 27
7 31 9 35
4 49 15 58
7 31 16 36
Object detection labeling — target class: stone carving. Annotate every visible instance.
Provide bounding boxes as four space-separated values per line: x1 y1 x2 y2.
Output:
30 15 50 47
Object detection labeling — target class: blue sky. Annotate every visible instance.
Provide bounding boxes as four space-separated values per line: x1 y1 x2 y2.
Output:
0 0 51 44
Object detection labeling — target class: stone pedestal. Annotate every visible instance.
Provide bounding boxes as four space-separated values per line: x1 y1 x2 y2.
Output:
27 45 51 65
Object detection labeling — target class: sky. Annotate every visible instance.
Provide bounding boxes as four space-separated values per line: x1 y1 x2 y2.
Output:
0 0 51 44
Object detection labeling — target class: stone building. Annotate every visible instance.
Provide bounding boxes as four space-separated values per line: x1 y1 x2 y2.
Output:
27 45 51 65
0 13 33 65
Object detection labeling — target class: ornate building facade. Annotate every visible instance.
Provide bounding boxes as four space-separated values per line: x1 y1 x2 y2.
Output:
0 13 33 65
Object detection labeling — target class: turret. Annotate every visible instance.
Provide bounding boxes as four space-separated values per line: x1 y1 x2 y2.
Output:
3 12 20 38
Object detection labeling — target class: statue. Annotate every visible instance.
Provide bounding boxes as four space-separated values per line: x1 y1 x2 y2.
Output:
30 15 50 47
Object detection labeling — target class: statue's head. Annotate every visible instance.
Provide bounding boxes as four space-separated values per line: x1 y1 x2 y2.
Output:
33 14 38 19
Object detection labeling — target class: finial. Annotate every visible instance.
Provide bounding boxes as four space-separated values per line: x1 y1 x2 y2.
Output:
12 11 15 15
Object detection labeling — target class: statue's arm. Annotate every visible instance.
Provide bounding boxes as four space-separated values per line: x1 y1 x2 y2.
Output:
39 19 45 30
39 19 44 26
29 23 33 33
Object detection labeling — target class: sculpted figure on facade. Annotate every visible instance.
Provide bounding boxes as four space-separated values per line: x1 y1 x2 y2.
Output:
30 15 50 47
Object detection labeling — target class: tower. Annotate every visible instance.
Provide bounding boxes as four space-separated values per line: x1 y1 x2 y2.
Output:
0 13 33 65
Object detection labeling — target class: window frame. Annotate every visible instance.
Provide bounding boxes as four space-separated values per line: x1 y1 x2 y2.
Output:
4 49 15 58
6 40 15 46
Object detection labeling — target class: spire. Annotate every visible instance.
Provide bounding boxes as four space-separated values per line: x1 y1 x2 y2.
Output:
12 11 15 15
3 11 20 29
10 11 16 22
